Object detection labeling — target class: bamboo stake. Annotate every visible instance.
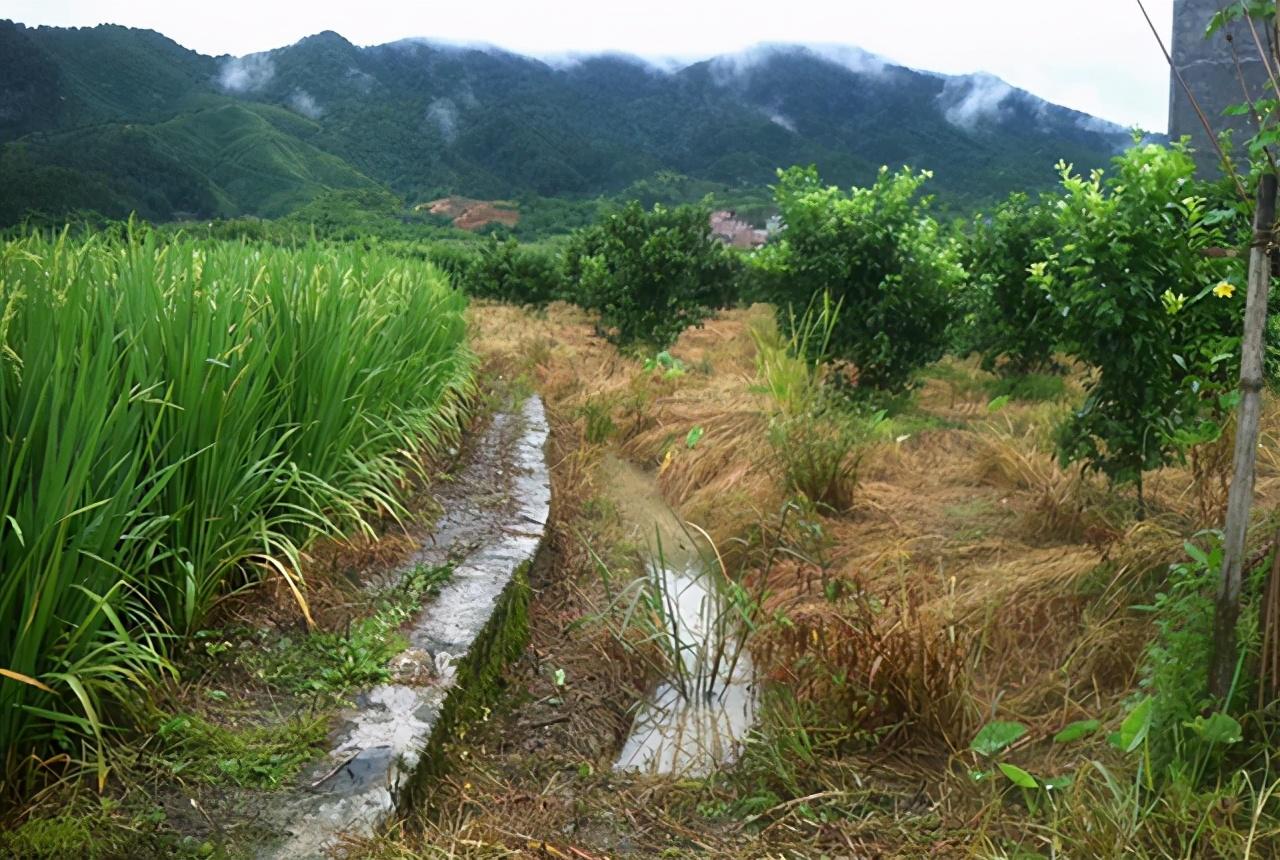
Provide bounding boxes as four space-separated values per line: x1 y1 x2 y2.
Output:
1210 170 1277 700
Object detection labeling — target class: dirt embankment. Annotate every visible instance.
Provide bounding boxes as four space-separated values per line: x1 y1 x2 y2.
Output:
418 197 520 231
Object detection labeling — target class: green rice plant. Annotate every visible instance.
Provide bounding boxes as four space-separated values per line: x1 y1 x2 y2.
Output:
0 226 473 790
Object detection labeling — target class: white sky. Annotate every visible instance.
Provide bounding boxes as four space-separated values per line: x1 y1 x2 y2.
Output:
4 0 1176 130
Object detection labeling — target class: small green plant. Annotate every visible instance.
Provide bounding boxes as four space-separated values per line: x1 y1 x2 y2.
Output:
1135 532 1267 771
969 719 1072 813
577 397 617 444
984 372 1068 403
149 711 327 789
750 291 841 417
244 564 451 699
643 351 687 379
769 403 885 512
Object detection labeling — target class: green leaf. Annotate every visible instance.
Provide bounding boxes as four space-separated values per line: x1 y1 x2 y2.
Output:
998 762 1038 789
1042 774 1074 792
1053 719 1100 744
1111 697 1153 753
970 720 1028 757
987 394 1012 413
1185 711 1243 745
686 426 705 449
553 668 566 687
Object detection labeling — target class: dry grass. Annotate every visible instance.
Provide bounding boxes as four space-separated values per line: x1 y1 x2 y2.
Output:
411 302 1280 858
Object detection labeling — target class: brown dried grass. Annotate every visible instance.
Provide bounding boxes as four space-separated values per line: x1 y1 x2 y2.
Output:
470 300 1280 788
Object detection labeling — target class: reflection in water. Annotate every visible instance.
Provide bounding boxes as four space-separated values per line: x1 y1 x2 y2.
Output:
614 565 756 777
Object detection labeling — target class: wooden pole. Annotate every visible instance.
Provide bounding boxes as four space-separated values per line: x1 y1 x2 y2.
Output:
1210 171 1277 700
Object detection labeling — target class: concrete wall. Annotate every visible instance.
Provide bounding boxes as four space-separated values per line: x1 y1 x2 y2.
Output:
1169 0 1270 172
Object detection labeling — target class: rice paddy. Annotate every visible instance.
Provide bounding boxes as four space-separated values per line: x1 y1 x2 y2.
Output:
0 228 473 793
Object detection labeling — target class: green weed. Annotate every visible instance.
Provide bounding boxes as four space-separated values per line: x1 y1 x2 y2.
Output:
148 712 325 790
243 564 451 699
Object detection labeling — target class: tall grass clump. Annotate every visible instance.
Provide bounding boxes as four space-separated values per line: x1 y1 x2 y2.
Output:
753 294 883 511
0 228 473 791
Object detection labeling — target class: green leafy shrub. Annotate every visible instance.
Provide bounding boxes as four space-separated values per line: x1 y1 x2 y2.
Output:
1137 533 1265 770
564 200 738 347
755 165 964 393
960 192 1064 374
460 235 563 305
1033 143 1243 512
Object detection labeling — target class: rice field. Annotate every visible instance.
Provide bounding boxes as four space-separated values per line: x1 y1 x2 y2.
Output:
0 229 473 790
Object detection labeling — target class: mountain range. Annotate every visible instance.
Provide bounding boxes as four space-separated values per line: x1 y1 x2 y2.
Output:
0 21 1139 228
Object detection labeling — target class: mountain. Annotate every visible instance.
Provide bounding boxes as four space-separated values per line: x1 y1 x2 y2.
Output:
0 21 1138 227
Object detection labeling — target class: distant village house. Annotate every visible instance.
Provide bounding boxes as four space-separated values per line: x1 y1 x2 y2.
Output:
709 210 769 249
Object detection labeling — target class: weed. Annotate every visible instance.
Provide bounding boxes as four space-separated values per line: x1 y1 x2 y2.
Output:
243 564 451 699
148 711 326 789
0 796 220 860
768 403 884 512
985 372 1068 403
576 396 617 444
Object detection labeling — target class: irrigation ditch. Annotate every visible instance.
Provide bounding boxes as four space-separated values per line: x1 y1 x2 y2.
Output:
601 456 758 778
255 396 551 858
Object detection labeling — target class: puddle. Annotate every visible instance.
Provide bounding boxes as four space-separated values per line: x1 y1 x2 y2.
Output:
613 563 756 777
602 456 756 777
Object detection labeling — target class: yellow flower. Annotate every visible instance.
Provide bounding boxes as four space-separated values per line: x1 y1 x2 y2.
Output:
1213 281 1236 299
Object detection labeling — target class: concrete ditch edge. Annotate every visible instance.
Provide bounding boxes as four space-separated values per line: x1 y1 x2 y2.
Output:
260 396 550 859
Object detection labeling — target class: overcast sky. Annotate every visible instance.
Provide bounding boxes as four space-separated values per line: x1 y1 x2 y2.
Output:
6 0 1176 130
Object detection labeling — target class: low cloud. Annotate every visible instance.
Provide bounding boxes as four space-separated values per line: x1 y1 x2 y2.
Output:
288 89 323 120
426 98 459 144
346 67 375 94
710 43 886 87
541 50 677 76
766 110 797 133
217 53 275 93
939 72 1014 130
1074 112 1126 136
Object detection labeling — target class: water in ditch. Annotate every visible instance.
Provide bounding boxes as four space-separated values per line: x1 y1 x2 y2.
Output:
612 563 757 777
602 454 757 778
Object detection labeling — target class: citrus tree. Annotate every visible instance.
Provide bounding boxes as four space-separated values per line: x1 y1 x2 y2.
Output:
961 192 1064 374
1033 142 1243 514
564 201 737 348
757 165 963 393
462 235 562 306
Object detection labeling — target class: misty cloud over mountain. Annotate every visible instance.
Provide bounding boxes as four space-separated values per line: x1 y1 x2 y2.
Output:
0 19 1139 224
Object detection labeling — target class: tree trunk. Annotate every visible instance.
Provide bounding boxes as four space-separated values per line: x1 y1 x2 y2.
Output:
1209 171 1277 700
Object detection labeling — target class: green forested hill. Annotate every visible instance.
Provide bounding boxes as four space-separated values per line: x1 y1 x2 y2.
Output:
0 20 1141 226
